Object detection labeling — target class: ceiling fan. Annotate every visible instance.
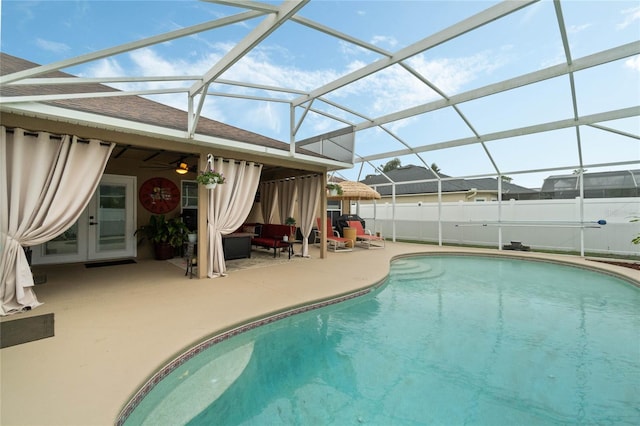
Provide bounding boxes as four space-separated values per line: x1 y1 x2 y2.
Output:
113 144 200 174
140 158 199 174
138 150 200 174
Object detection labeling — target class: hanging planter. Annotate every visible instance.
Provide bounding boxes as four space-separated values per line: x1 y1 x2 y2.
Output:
196 154 226 189
326 183 343 196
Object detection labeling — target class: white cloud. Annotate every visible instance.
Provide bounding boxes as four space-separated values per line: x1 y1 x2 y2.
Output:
222 45 504 135
76 41 504 140
220 49 340 92
338 40 372 58
567 23 591 34
370 35 398 49
35 38 70 54
409 52 500 93
12 0 37 26
617 5 640 30
128 49 229 119
79 57 125 77
518 1 543 26
250 103 281 134
79 53 200 117
624 55 640 71
129 48 202 76
329 50 500 119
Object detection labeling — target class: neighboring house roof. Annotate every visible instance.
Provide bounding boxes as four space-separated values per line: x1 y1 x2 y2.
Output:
0 52 324 159
360 165 536 196
465 177 535 194
541 169 640 192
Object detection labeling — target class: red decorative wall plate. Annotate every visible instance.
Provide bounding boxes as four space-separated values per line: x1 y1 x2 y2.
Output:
139 177 180 214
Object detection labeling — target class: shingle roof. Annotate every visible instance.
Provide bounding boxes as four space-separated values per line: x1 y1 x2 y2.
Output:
541 169 640 191
360 164 536 196
0 52 318 156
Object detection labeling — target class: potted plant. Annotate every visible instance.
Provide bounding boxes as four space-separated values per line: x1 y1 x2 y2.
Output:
326 183 343 196
285 217 297 241
135 215 190 260
196 169 226 189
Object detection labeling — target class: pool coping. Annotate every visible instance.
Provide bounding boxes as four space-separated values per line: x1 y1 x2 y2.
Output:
115 250 639 425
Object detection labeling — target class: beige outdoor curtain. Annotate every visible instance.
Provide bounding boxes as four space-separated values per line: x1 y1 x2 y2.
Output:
259 181 277 224
277 179 297 224
207 157 262 277
296 175 322 257
0 127 114 315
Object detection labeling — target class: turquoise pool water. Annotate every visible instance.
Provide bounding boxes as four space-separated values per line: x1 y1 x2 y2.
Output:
124 255 640 425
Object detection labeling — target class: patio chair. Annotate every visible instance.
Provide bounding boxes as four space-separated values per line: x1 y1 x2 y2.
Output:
316 218 353 252
346 220 385 249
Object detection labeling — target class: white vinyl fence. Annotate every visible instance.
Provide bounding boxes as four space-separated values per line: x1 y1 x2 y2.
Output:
357 198 640 257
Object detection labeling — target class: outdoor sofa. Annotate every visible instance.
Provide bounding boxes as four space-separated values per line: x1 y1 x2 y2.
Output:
249 223 296 258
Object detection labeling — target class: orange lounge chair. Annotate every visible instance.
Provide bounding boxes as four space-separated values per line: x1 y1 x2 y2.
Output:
316 218 353 252
346 220 385 249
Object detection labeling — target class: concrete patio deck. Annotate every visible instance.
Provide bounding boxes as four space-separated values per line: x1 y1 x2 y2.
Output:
1 242 637 426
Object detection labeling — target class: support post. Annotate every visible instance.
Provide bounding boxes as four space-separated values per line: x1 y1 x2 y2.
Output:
438 180 443 246
498 176 503 251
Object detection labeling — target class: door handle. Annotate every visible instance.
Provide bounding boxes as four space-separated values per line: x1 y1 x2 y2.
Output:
89 221 99 225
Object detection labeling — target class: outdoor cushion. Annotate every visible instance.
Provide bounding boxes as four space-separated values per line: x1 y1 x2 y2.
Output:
251 224 295 257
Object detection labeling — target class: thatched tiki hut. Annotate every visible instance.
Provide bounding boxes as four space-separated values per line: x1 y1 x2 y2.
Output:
327 180 381 214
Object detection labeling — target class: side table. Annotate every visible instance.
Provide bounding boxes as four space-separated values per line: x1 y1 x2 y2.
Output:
184 242 197 278
290 240 304 257
342 227 356 248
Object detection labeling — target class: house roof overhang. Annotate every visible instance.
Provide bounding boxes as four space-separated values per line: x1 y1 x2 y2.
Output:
1 101 352 171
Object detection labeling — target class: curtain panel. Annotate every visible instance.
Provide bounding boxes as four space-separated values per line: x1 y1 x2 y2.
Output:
259 181 277 224
296 175 322 257
277 179 297 224
0 127 114 315
207 157 262 277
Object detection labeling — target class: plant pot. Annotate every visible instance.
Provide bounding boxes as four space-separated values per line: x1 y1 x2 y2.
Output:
328 189 338 196
154 242 174 260
188 233 197 243
205 182 217 190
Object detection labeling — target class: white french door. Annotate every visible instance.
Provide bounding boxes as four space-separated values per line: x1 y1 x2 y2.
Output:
31 175 137 265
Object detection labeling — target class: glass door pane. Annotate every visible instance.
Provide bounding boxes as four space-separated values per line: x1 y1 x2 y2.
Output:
181 180 198 208
88 174 137 261
44 223 79 255
32 174 136 265
97 184 126 252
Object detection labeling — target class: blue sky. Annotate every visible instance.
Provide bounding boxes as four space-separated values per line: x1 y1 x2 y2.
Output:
2 0 639 188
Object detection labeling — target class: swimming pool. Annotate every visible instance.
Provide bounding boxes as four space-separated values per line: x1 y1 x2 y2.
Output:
121 255 639 425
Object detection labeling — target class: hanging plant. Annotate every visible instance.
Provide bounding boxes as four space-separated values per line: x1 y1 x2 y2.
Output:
196 170 225 185
197 154 226 188
326 183 343 196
